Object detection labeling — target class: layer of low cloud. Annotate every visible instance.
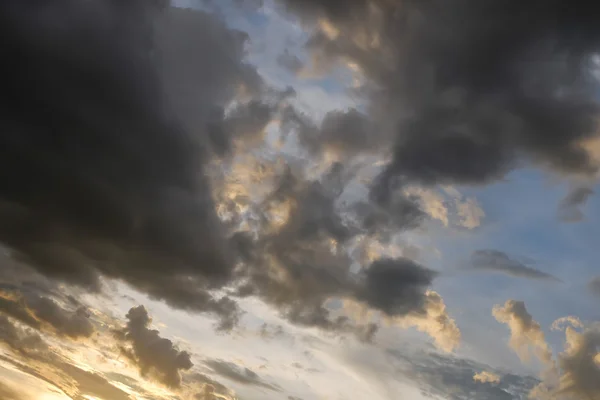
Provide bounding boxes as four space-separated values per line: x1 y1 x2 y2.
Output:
204 359 281 392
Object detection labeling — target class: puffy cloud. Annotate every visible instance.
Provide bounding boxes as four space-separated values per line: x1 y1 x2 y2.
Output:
117 305 193 388
553 323 600 399
473 371 501 384
551 316 584 331
395 291 461 353
524 315 600 400
471 250 561 282
492 300 553 366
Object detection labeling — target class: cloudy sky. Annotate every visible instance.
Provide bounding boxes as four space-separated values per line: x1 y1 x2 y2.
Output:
1 1 600 399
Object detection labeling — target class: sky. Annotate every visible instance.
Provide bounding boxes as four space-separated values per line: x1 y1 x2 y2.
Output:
1 1 600 399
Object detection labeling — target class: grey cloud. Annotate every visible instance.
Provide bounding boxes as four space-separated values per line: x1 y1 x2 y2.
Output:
230 163 437 340
588 276 600 297
0 315 47 355
558 186 594 222
470 250 561 282
352 193 426 242
117 305 193 388
209 87 295 157
0 292 94 339
0 1 256 324
276 0 600 192
27 297 94 339
204 359 281 392
355 257 437 317
281 106 390 159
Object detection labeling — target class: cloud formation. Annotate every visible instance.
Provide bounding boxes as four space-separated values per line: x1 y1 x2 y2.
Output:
275 0 600 195
0 0 257 326
117 305 193 388
470 250 561 282
0 0 464 350
553 322 600 399
492 300 553 366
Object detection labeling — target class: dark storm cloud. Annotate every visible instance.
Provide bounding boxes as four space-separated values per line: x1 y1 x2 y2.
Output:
204 359 281 391
355 258 437 317
117 305 193 388
276 0 600 190
0 1 262 324
229 162 436 338
558 186 594 222
470 250 561 282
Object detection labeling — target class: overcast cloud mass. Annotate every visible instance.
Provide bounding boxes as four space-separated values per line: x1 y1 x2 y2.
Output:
0 0 599 399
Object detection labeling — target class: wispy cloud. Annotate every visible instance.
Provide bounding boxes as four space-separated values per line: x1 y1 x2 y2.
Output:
470 250 561 282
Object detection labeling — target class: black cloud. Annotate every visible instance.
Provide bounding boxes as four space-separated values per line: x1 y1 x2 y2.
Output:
0 1 261 325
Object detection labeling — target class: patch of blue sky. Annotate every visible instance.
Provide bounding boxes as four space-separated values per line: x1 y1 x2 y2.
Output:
424 168 600 368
